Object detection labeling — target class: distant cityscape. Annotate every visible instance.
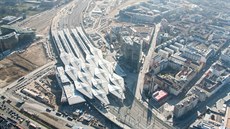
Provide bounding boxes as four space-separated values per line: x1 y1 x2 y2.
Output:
0 0 230 129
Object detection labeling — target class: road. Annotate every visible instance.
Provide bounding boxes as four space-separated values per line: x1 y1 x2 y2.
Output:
135 23 161 100
109 88 172 129
1 60 94 129
0 61 56 95
0 98 46 129
3 64 55 108
64 0 90 28
15 8 58 35
113 23 173 129
172 41 230 129
0 1 96 129
174 82 230 129
0 61 56 129
50 0 173 129
52 0 90 30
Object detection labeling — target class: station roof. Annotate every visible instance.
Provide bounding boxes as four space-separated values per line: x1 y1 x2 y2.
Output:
54 28 125 105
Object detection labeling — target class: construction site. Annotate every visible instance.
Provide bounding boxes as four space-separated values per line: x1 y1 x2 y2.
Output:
20 69 57 107
0 42 50 88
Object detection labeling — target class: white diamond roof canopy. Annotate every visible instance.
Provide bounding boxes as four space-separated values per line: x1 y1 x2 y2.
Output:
53 27 125 105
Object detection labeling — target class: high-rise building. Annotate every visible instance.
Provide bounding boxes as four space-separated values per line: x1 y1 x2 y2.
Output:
121 36 143 70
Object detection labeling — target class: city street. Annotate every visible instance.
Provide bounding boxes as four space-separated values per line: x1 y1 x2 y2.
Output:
135 23 161 100
171 42 230 128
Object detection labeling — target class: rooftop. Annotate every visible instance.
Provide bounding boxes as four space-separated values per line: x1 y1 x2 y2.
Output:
176 67 194 80
54 27 125 105
152 90 168 101
152 54 198 94
196 63 230 94
2 16 17 22
176 94 198 108
223 47 230 56
122 36 133 45
1 25 35 34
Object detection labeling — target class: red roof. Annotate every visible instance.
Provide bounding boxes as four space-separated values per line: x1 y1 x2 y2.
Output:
153 90 168 101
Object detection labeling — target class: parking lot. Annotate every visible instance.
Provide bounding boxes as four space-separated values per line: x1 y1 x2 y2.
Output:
49 102 109 129
0 96 44 129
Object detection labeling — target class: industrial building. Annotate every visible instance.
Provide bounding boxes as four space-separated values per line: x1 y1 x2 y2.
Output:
52 27 125 105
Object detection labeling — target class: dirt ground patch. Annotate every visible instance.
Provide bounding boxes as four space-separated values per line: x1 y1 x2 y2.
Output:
0 43 49 88
20 43 49 67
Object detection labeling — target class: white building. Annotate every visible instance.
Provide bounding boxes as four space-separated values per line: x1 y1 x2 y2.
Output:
181 45 214 64
174 94 199 118
221 47 230 63
53 27 125 105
